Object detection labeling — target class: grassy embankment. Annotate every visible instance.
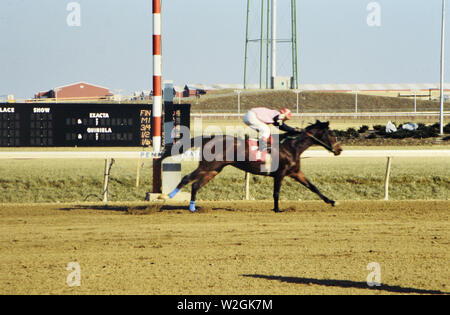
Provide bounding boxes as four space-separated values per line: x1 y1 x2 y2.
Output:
181 89 443 113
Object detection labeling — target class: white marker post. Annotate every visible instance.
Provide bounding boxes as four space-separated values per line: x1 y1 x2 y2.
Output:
271 0 277 88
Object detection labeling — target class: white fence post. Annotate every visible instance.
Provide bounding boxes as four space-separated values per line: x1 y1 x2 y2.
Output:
102 158 114 202
136 158 143 188
245 172 250 200
384 157 393 201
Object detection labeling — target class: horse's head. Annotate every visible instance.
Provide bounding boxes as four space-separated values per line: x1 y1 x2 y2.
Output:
305 120 342 156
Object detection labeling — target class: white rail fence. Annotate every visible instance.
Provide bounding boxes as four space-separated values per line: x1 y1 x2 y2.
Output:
0 150 448 202
191 111 450 118
243 149 450 201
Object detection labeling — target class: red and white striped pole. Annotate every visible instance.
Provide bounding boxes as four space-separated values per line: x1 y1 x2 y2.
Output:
152 0 162 193
153 0 162 152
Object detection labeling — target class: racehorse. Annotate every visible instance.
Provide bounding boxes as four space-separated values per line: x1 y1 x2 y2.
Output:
162 120 342 213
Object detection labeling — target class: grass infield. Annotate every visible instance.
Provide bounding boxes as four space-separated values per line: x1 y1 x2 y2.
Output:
0 154 448 203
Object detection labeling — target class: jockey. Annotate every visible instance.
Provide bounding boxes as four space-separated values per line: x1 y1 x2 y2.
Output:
243 107 295 153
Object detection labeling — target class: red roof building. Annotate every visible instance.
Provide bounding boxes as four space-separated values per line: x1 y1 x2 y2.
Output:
35 82 113 101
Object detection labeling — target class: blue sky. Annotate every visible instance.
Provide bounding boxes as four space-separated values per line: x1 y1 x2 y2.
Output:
0 0 448 98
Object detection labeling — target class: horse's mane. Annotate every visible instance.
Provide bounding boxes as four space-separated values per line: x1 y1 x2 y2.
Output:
305 120 330 131
279 120 330 144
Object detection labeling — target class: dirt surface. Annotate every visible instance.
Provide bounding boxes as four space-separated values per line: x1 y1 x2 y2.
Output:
0 200 448 295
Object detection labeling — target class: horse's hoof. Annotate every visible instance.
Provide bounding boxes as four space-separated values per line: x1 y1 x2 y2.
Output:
158 194 169 201
331 201 339 207
189 201 196 212
273 209 283 213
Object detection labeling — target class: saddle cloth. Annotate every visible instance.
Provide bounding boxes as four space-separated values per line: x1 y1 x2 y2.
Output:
247 138 270 162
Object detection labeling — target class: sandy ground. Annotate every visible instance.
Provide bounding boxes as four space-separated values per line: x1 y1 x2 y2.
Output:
0 200 448 295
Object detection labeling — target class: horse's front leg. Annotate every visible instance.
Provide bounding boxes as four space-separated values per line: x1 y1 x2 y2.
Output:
290 171 337 207
168 168 202 199
273 175 284 213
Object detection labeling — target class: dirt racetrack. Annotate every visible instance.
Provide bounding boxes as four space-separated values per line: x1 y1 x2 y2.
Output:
0 200 448 295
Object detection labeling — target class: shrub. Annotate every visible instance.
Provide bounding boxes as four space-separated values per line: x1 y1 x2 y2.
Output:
346 128 360 139
417 123 426 130
333 130 348 139
386 129 414 139
358 125 369 133
444 123 450 134
364 122 441 140
412 129 439 139
429 123 441 132
335 122 443 141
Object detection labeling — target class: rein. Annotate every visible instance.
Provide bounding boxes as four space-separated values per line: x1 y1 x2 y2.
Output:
305 131 337 152
281 129 339 153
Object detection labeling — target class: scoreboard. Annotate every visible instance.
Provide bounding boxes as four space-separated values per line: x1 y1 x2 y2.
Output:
0 103 165 147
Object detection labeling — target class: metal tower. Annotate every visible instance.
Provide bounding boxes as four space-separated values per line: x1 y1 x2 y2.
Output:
243 0 298 90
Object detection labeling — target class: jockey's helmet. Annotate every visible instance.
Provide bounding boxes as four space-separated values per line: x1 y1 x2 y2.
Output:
279 108 292 120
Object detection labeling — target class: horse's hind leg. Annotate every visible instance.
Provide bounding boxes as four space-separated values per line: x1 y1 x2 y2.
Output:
290 171 337 207
189 170 220 212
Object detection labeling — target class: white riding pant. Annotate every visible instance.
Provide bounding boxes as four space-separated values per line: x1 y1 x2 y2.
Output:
243 110 271 140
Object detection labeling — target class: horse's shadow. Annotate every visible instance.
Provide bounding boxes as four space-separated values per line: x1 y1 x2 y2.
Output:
242 274 449 295
58 204 233 213
59 205 132 212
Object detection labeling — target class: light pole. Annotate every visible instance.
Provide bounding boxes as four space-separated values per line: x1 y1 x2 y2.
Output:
235 90 242 115
440 0 446 135
54 88 61 104
115 89 123 104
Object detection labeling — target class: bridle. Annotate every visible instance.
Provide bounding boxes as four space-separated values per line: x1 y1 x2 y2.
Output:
280 128 341 154
304 130 341 154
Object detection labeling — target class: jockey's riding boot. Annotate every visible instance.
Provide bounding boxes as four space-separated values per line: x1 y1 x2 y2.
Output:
259 136 272 172
258 136 270 152
256 139 267 162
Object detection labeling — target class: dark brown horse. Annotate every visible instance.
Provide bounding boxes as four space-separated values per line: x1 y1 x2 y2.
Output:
163 120 342 212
